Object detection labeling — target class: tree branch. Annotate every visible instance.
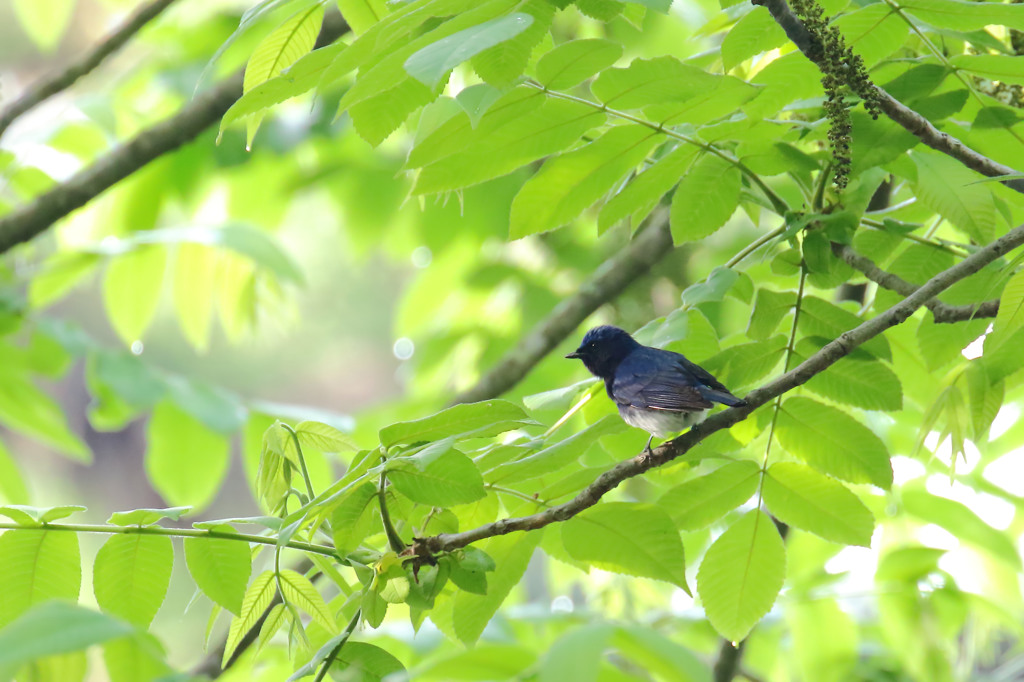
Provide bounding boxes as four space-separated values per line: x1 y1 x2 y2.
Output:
832 242 999 322
417 220 1024 556
0 12 350 255
452 211 674 405
751 0 1024 195
0 0 181 140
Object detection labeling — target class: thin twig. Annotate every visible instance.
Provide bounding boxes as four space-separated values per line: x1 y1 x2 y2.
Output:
418 220 1024 556
0 0 181 139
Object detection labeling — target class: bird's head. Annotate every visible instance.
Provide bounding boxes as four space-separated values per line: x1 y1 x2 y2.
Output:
566 325 639 379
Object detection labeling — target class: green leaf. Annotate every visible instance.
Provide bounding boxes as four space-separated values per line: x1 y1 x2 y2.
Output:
598 143 699 232
796 339 903 411
337 0 387 34
412 95 606 193
900 0 1024 31
102 245 167 346
388 442 486 506
591 56 721 109
539 624 613 682
562 502 689 591
0 371 90 461
657 461 760 531
762 463 874 546
223 570 277 666
453 531 541 644
535 38 623 89
103 633 172 682
849 111 918 177
292 640 407 682
173 243 216 352
447 547 497 595
509 125 661 238
799 296 891 361
165 374 247 434
787 599 858 682
145 401 231 511
405 13 534 86
913 152 996 244
952 54 1024 85
278 568 339 634
380 399 533 447
902 488 1021 569
833 3 909 67
612 625 712 682
107 507 192 526
12 0 74 52
748 289 795 341
93 534 173 627
0 602 132 676
670 154 741 243
721 8 787 71
0 438 29 505
700 335 787 387
184 532 253 615
330 483 379 554
472 1 553 85
0 505 86 526
295 420 359 452
243 4 325 145
0 530 82 627
775 397 893 489
487 414 625 483
988 267 1024 351
696 510 785 642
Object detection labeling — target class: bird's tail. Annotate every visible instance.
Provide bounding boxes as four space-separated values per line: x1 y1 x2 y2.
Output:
699 387 747 407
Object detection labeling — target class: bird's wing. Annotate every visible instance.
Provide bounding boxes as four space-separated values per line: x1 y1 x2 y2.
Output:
612 352 713 412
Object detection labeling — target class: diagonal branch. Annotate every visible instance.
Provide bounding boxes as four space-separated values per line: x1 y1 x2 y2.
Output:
0 0 181 140
418 220 1024 556
832 242 1000 322
0 13 350 255
751 0 1024 195
452 211 674 405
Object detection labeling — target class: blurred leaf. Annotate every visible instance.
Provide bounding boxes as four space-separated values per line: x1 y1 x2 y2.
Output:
0 370 90 461
0 438 29 504
697 510 785 642
380 399 534 447
337 0 387 34
539 624 612 682
102 245 167 346
93 535 173 627
487 414 625 483
902 488 1021 569
12 0 74 51
145 401 231 511
562 502 689 591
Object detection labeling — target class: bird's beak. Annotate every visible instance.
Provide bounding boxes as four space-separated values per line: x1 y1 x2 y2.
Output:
565 350 582 359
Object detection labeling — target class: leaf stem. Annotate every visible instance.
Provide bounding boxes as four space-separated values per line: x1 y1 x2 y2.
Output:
282 423 317 501
314 607 362 682
377 464 406 553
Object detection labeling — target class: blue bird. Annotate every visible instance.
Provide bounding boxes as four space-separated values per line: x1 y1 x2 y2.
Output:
566 325 747 453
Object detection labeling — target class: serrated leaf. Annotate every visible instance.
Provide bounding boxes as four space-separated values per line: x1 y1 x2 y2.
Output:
748 289 795 341
799 296 891 361
913 152 996 244
223 570 276 666
536 38 623 89
657 460 760 530
796 339 903 411
405 13 534 86
988 267 1024 351
295 420 359 452
184 532 252 615
278 568 339 634
562 502 689 591
388 443 486 506
599 143 699 232
0 530 81 627
0 505 85 526
900 0 1024 31
721 7 787 71
762 463 874 546
473 0 553 85
107 507 192 526
510 125 661 238
696 510 784 642
380 399 533 446
776 397 893 489
93 534 173 627
700 335 787 387
670 154 740 243
591 56 720 109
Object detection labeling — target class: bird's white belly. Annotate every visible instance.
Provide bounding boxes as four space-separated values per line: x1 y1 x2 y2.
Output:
617 405 706 437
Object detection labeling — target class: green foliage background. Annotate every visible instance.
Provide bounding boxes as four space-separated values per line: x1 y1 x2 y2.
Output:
1 0 1024 680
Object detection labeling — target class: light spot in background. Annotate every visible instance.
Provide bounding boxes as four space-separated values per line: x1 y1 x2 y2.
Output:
670 588 694 613
130 341 144 355
411 246 432 268
927 475 1015 530
917 523 959 551
891 455 926 485
961 326 991 359
551 595 573 613
983 449 1024 496
825 545 875 576
938 551 984 593
392 337 414 360
990 404 1020 441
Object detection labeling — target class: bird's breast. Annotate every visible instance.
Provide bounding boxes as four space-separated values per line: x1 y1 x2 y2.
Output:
617 405 706 437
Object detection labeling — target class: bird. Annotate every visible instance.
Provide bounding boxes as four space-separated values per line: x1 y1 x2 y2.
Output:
566 325 747 454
